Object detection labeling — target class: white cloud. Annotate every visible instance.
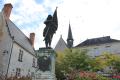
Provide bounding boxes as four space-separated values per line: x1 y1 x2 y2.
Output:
3 0 49 49
2 0 120 49
10 0 46 25
56 0 120 46
4 0 17 5
3 0 62 49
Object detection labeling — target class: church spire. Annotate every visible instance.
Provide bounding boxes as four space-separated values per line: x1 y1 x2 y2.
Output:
67 22 74 48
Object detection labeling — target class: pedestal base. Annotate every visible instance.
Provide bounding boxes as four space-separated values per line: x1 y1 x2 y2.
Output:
35 48 56 80
33 71 56 80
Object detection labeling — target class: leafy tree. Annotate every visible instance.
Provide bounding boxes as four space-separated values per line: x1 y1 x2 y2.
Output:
55 49 120 79
55 51 66 80
62 49 91 72
89 53 109 72
103 53 120 73
91 52 120 73
55 49 92 79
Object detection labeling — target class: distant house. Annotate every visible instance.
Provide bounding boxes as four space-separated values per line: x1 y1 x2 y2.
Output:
75 36 120 57
0 3 37 78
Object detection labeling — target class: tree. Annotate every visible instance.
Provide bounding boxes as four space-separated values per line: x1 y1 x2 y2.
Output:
55 51 66 80
104 53 120 73
55 50 120 79
90 52 120 73
55 49 92 80
62 49 91 72
89 53 109 72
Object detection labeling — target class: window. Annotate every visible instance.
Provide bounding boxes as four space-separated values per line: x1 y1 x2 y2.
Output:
32 58 35 67
31 72 35 78
16 68 21 77
105 45 111 48
105 45 111 52
94 47 100 56
18 49 23 62
94 47 98 49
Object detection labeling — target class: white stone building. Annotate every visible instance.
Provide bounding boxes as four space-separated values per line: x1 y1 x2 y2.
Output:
0 3 37 79
75 36 120 57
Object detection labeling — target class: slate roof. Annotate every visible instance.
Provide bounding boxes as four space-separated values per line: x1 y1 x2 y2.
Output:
76 36 120 47
67 24 73 40
7 20 35 55
54 36 68 52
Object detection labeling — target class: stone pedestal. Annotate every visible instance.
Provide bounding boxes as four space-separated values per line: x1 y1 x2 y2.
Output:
34 48 56 80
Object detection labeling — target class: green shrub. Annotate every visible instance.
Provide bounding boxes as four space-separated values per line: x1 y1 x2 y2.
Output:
74 74 111 80
96 75 111 80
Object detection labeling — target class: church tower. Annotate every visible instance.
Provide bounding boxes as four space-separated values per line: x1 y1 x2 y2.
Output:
67 23 74 48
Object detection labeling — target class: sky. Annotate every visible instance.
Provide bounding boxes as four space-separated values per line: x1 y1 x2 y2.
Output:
1 0 120 50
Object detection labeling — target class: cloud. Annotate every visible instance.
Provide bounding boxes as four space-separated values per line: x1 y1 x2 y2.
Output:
10 0 46 26
3 0 63 49
2 0 120 49
57 0 120 46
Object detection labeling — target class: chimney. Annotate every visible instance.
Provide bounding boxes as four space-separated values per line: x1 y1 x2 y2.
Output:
2 3 13 20
29 33 35 48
